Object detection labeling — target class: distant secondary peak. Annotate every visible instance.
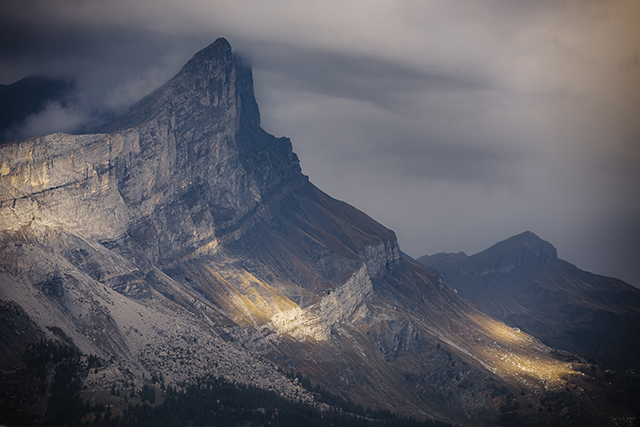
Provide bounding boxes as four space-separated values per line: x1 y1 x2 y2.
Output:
506 231 557 259
475 231 558 268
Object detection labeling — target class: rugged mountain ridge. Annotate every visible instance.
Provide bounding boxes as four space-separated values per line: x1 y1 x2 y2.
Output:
1 40 637 426
418 231 640 372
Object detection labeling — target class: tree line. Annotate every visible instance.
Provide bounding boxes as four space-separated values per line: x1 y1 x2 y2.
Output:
1 340 451 427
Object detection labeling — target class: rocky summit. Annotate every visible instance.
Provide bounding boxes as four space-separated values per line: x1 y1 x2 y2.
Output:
1 39 638 426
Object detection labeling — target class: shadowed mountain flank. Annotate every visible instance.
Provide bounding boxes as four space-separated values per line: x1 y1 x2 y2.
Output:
419 231 640 372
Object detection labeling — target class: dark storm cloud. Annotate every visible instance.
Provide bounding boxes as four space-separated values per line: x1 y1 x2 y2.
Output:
250 49 533 188
0 0 207 138
1 2 157 81
248 43 489 111
246 42 530 185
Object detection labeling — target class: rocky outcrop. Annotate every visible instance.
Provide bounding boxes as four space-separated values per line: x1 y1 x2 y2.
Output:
269 263 374 341
361 240 400 278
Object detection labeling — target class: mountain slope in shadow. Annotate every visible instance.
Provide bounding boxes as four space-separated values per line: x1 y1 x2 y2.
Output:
418 231 640 372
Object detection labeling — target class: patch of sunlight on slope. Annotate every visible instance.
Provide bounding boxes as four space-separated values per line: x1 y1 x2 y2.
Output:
270 305 329 341
468 314 581 390
208 263 373 342
269 264 373 341
201 263 301 328
196 256 579 391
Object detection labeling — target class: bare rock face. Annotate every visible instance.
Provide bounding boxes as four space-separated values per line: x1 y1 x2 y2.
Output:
1 39 635 426
1 39 300 262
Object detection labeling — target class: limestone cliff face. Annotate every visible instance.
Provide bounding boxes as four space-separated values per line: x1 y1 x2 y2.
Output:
0 38 315 404
0 132 132 240
0 39 621 426
1 38 302 264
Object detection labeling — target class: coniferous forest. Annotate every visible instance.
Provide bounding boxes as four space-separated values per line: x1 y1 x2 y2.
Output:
0 340 451 427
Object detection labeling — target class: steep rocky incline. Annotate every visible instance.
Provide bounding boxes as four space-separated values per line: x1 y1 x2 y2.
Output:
1 40 636 426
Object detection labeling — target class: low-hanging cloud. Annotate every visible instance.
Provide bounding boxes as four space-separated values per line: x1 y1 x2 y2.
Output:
11 101 88 140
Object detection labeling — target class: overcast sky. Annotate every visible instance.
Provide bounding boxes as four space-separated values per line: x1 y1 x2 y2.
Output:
2 0 639 286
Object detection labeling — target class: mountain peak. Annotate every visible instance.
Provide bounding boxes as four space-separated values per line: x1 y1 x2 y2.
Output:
418 232 558 277
458 231 558 276
178 37 233 79
492 231 558 262
99 37 260 133
197 37 231 56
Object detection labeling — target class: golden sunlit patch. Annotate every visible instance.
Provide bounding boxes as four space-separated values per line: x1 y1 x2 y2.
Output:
466 314 580 389
470 314 528 345
200 263 300 327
